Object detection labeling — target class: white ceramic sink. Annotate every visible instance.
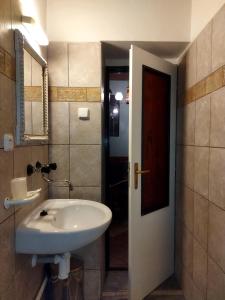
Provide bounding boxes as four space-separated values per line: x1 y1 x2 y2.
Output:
16 199 112 254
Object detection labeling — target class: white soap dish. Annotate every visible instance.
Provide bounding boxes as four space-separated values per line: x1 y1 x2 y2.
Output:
4 188 42 209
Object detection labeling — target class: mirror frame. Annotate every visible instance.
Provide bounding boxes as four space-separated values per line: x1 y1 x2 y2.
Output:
15 29 48 145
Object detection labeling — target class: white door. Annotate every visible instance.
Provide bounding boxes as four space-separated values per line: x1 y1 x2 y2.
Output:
128 45 177 300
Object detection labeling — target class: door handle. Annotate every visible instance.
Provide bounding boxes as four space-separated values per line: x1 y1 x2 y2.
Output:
134 162 150 189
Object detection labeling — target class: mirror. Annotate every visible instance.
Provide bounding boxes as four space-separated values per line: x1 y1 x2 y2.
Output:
15 29 48 145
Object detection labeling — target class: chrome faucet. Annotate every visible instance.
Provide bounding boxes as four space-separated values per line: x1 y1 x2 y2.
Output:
42 174 73 191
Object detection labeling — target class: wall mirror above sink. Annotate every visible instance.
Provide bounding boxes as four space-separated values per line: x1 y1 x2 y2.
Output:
15 29 48 145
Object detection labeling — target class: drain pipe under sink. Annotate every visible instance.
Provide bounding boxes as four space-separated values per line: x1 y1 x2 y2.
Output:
32 252 71 279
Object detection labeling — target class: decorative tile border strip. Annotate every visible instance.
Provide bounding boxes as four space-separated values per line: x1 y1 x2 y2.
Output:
24 86 42 101
0 46 16 81
183 66 225 105
49 87 101 102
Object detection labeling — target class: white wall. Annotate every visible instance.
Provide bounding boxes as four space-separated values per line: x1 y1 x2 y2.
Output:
191 0 225 40
47 0 191 42
19 0 47 30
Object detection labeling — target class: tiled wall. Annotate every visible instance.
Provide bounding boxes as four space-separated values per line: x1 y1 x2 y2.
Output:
176 4 225 300
48 42 103 300
0 1 48 299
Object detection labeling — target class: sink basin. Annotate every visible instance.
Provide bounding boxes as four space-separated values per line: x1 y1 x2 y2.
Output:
16 199 112 254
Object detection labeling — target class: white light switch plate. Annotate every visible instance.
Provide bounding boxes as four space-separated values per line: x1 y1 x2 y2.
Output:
78 107 89 119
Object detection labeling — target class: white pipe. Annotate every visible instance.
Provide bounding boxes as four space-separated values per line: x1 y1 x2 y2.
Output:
31 252 71 280
35 276 48 300
58 252 71 280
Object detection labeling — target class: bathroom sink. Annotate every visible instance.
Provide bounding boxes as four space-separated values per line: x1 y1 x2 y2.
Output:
16 199 112 254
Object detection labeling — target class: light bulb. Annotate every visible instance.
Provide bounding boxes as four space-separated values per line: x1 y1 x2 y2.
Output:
115 92 123 101
112 107 119 115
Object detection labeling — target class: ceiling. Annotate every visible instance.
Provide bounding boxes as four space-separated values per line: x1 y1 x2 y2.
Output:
102 41 189 60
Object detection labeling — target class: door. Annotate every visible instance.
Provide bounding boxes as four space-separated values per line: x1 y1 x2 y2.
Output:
128 45 177 300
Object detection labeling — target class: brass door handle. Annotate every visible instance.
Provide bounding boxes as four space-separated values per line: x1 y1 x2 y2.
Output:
134 162 150 189
136 170 150 175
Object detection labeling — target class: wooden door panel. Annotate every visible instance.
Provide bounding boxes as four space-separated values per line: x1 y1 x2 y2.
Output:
141 65 171 215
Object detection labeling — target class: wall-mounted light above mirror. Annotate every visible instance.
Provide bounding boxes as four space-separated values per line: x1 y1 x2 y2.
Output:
15 29 48 145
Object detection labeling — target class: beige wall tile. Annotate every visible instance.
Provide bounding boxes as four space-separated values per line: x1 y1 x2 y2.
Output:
86 87 101 102
49 145 69 181
182 186 194 233
74 238 102 270
186 42 197 89
0 215 15 296
69 43 101 87
1 283 16 300
0 150 14 222
48 42 68 87
209 148 225 209
212 5 225 71
210 86 225 147
208 203 225 272
49 102 69 144
183 146 195 189
194 147 209 198
0 74 15 146
183 102 195 145
182 226 193 277
0 0 14 55
15 262 43 300
31 146 48 191
70 102 101 145
196 22 212 82
49 185 69 199
205 67 223 94
194 79 206 100
194 193 208 250
56 87 87 101
70 187 101 202
207 257 225 300
70 145 101 187
195 95 210 146
192 284 206 300
193 239 207 295
182 270 193 300
84 270 101 300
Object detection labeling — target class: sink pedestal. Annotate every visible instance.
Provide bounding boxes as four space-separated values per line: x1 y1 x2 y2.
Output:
32 252 71 280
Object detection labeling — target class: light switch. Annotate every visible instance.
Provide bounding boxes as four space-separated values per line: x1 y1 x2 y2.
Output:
78 107 89 120
4 134 14 151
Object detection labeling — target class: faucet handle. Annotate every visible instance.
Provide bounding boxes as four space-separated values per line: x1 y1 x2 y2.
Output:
49 163 57 170
27 161 57 176
41 163 57 173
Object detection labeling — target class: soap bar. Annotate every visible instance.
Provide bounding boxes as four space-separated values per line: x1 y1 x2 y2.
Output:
11 177 27 199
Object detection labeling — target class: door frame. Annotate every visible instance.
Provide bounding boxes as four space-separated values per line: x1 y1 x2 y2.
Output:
103 65 129 270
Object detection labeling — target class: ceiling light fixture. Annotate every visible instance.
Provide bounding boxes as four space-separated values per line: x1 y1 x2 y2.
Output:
115 92 123 101
22 15 49 46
